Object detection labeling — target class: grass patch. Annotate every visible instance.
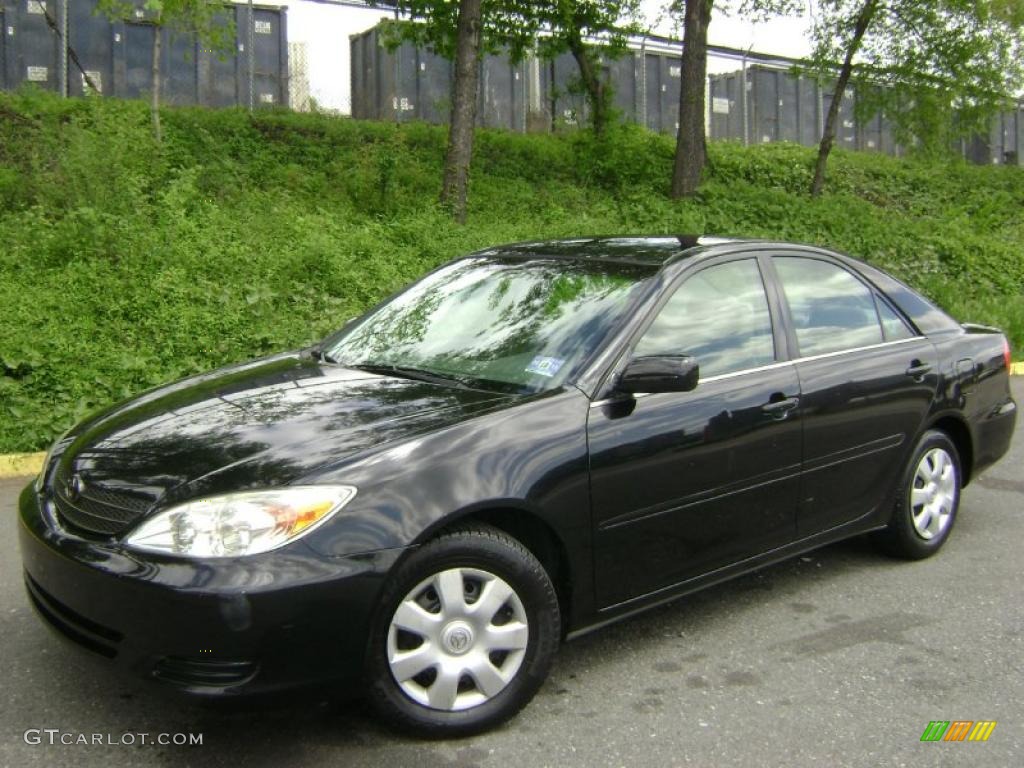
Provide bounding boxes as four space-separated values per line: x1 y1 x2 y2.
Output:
1 88 1022 452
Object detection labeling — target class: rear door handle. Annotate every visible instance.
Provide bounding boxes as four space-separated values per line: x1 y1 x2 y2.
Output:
762 396 799 420
906 360 932 380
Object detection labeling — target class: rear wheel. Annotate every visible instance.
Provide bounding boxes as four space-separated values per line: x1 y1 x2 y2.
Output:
876 430 961 559
365 524 560 736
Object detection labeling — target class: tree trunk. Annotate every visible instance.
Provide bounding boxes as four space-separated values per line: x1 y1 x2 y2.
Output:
440 0 483 223
151 22 163 143
671 0 713 199
810 0 878 197
568 36 607 136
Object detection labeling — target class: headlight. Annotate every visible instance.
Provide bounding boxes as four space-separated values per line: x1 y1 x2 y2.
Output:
123 486 357 558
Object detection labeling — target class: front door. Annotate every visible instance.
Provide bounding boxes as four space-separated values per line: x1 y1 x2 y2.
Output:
588 257 802 608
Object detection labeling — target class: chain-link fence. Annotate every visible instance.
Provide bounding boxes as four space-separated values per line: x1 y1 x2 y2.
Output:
289 41 311 112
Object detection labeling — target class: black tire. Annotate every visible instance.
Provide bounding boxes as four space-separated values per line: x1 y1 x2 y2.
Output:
364 523 560 737
876 429 962 560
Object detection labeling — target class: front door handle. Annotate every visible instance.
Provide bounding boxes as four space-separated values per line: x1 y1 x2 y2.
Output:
906 360 932 380
762 396 799 420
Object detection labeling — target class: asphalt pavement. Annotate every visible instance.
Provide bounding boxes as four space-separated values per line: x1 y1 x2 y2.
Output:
1 379 1021 768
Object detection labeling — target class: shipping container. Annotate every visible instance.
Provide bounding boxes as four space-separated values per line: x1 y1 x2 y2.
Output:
0 0 287 108
535 47 683 133
0 8 6 90
857 107 899 155
350 25 527 131
200 10 241 108
542 51 587 128
607 51 640 126
642 52 681 135
822 87 857 150
1011 107 1024 166
479 52 526 131
709 65 910 156
67 0 112 96
347 22 1015 167
709 69 748 144
1 0 60 92
246 4 287 107
350 25 450 123
968 107 1023 166
747 66 821 146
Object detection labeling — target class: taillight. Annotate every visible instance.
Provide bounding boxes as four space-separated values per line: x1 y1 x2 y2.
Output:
1004 338 1012 370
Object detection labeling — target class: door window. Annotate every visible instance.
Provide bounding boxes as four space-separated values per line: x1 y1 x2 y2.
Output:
634 259 775 378
774 257 884 356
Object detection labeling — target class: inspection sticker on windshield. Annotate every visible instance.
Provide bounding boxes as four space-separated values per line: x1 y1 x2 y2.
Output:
525 356 564 377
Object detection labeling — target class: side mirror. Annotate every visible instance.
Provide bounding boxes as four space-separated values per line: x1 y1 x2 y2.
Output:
617 355 700 395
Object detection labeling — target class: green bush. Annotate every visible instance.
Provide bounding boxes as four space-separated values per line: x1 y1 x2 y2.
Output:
0 89 1021 452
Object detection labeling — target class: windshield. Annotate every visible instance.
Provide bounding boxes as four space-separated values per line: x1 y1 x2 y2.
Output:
323 256 655 393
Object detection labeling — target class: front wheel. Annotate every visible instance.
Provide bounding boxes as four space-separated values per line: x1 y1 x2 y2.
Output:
365 524 560 737
876 429 961 559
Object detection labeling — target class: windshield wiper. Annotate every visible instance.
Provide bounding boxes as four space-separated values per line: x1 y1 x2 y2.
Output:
347 363 471 389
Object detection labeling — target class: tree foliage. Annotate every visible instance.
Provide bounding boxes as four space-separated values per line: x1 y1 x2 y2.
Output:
374 1 536 60
96 0 232 35
813 0 1022 144
375 1 645 219
377 2 643 134
528 1 644 135
745 0 1024 194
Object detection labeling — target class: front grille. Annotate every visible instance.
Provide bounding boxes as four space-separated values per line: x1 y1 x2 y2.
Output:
52 465 156 537
152 657 259 688
25 573 123 658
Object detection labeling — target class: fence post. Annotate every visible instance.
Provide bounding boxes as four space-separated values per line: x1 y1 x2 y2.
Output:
247 0 254 110
740 52 749 145
816 79 824 144
58 0 67 97
639 36 647 130
705 71 711 139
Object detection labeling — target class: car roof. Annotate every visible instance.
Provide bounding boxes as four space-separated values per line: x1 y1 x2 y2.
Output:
475 235 820 267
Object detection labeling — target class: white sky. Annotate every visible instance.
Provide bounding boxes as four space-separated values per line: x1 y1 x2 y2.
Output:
638 1 813 63
283 0 815 113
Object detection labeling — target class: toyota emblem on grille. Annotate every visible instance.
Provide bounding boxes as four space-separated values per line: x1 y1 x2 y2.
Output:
66 474 85 501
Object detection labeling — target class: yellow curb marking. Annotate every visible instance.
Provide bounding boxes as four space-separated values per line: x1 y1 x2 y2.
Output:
0 452 45 479
1011 362 1024 376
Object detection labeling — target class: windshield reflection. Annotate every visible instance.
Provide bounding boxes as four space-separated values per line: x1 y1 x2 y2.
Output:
325 257 654 392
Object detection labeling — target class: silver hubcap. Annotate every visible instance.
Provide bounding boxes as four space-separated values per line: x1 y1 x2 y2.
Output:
910 448 956 540
387 567 529 711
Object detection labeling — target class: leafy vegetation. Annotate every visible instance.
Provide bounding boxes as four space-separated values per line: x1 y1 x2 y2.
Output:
0 89 1021 452
757 0 1024 196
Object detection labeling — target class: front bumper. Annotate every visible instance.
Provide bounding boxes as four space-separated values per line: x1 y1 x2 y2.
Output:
18 483 406 697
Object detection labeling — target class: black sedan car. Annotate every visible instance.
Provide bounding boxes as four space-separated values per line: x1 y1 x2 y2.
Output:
20 236 1016 735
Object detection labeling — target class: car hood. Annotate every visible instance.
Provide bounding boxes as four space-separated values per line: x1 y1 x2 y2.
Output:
54 352 516 511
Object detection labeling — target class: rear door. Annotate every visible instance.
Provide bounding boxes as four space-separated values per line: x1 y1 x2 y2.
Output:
588 255 802 608
768 254 938 538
